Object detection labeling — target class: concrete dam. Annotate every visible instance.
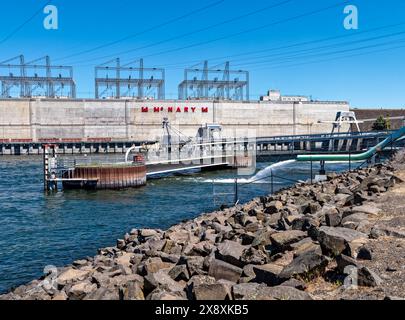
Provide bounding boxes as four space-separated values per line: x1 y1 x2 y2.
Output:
0 98 349 143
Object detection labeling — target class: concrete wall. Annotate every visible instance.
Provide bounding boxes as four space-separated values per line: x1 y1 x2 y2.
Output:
0 99 350 141
0 100 31 139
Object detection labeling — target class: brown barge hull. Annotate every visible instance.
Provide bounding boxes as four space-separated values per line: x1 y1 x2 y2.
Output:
62 165 147 190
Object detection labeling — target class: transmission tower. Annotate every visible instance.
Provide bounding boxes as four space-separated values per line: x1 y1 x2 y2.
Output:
95 58 165 100
178 61 249 101
0 55 76 98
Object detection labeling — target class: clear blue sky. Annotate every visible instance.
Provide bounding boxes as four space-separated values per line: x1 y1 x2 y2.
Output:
1 0 405 107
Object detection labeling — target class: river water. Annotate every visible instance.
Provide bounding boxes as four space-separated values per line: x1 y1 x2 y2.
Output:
0 156 353 293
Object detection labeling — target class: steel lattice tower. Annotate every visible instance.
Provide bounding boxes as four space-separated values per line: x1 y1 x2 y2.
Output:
178 61 249 101
0 55 76 98
95 58 165 100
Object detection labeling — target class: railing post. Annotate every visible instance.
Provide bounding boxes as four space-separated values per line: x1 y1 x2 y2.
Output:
310 160 313 184
320 160 326 176
234 178 238 205
43 145 49 191
349 149 351 172
270 169 274 195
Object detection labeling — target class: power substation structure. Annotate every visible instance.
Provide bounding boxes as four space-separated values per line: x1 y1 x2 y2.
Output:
178 61 249 101
0 55 76 98
95 58 165 99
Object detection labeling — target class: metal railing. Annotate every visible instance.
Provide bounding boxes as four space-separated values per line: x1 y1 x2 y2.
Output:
212 169 303 207
212 147 396 207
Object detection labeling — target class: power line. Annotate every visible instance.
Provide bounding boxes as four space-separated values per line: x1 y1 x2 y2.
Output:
69 23 405 75
230 30 405 67
65 0 349 66
0 0 51 46
55 0 226 62
248 40 405 71
222 25 405 64
63 0 293 65
122 1 352 61
148 21 405 69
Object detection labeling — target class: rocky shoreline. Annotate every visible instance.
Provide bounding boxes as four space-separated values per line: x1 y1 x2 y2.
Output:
2 153 405 300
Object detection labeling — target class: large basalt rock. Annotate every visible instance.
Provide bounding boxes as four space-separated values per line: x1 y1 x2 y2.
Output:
162 240 183 255
346 238 370 258
212 222 233 235
189 241 215 257
166 229 198 245
280 278 307 291
187 275 216 288
334 193 353 206
325 211 342 227
140 229 159 238
232 283 262 300
279 251 328 280
317 226 368 256
264 212 282 227
119 281 145 300
241 264 256 282
370 226 405 239
109 274 144 288
141 257 174 275
251 228 275 247
193 283 232 300
358 267 383 287
216 240 247 267
241 247 268 265
147 289 187 301
184 256 205 276
316 193 333 205
52 291 68 300
208 259 243 283
291 216 319 231
264 201 283 214
91 271 112 287
351 204 381 216
252 264 283 286
336 254 358 273
158 252 181 264
270 230 307 252
293 241 322 258
144 270 185 294
147 239 167 252
84 287 120 300
242 285 313 300
341 212 368 227
115 252 135 268
289 237 313 251
57 268 91 285
168 265 190 282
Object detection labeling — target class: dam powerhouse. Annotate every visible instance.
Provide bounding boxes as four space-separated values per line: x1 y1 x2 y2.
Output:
0 90 349 144
0 57 353 152
2 57 400 155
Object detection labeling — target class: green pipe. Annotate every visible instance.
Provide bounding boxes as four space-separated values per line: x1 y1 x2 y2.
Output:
297 126 405 162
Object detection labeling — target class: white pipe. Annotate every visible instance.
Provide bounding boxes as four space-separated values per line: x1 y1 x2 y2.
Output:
125 146 141 163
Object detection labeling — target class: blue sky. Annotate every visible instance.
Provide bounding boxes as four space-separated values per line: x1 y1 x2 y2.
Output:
1 0 405 107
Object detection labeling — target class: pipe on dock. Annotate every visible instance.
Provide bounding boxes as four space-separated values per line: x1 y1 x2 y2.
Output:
297 126 405 162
